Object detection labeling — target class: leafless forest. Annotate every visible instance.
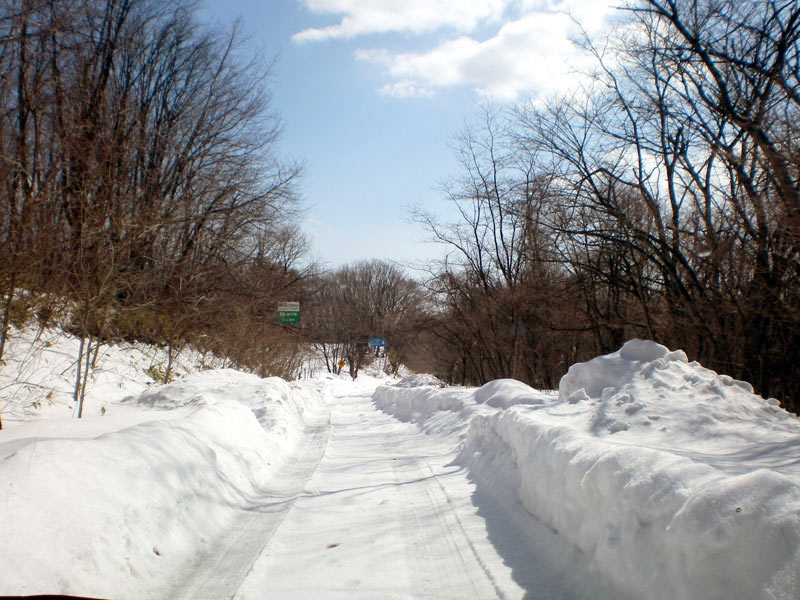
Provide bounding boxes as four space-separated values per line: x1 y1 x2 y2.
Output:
413 0 800 414
2 0 799 414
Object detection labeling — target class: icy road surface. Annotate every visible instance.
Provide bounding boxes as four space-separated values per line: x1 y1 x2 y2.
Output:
175 381 593 600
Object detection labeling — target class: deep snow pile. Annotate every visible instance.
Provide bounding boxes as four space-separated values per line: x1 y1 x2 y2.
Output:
374 340 800 600
0 328 329 599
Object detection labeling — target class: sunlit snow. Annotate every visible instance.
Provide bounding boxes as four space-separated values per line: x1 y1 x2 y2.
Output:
1 329 798 599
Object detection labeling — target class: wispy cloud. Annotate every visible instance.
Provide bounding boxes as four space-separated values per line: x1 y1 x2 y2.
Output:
376 80 436 99
295 0 616 100
293 0 509 42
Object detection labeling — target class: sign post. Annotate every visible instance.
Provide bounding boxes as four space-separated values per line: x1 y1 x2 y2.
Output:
277 301 300 324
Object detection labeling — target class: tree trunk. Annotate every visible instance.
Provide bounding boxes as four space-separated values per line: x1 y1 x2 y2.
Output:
0 273 16 364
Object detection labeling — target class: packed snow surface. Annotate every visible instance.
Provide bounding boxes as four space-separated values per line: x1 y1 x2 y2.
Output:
2 329 799 599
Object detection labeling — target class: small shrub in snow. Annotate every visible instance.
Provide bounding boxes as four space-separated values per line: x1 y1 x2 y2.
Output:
145 363 175 385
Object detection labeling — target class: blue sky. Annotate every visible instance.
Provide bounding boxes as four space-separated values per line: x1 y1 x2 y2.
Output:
198 0 616 270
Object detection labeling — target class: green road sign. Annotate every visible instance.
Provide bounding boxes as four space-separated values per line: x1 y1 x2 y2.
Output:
278 311 300 324
277 302 300 324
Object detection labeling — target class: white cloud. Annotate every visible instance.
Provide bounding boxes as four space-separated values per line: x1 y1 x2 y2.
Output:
376 80 436 99
293 0 510 42
294 0 617 100
357 10 603 101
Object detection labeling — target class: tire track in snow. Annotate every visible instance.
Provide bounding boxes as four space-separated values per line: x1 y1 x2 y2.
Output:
233 385 524 599
168 406 331 600
383 431 508 599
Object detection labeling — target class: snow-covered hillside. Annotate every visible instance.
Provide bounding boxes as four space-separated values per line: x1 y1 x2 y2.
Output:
1 328 799 599
0 324 226 425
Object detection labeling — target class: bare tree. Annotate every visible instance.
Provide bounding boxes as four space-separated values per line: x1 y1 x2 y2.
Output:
413 107 579 387
305 260 422 379
624 0 800 407
504 0 800 408
0 0 307 416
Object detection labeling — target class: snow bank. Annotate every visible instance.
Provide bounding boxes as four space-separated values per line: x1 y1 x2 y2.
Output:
466 411 800 599
0 369 328 599
374 377 553 424
392 373 444 388
373 378 478 439
474 378 551 408
374 376 458 419
557 339 795 451
375 339 800 599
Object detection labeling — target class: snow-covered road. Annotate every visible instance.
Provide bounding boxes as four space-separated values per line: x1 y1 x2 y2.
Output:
3 331 799 600
170 391 331 600
232 383 524 599
170 380 612 600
